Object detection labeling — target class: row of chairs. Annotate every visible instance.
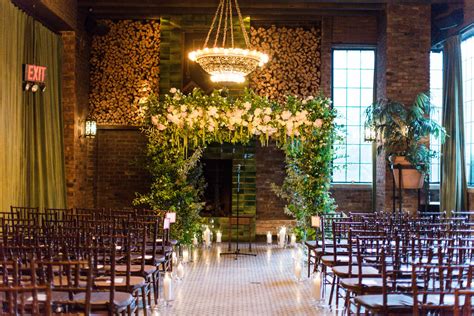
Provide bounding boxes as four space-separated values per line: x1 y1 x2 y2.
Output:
307 210 474 315
1 206 175 315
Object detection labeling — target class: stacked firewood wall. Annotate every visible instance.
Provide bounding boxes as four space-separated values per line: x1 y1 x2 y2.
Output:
89 20 160 125
249 25 321 103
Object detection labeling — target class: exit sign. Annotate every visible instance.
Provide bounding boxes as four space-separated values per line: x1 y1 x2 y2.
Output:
24 64 47 83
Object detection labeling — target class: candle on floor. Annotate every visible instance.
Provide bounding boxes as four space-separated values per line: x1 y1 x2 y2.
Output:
216 230 222 243
182 248 189 263
176 261 184 280
204 226 211 247
290 233 296 247
278 227 287 248
312 271 322 300
172 251 177 265
266 231 272 244
163 272 173 302
294 261 302 281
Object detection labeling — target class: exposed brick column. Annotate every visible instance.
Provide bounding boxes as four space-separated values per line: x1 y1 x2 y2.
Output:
61 31 77 207
61 27 93 208
375 4 431 213
320 16 333 97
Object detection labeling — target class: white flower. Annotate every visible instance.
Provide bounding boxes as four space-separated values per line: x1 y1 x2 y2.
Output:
180 105 187 112
151 115 159 126
170 87 177 94
254 108 262 116
264 107 272 115
157 123 166 131
314 119 323 128
243 102 251 111
173 94 181 101
281 110 292 120
302 100 307 105
306 96 314 101
263 115 271 124
207 106 218 117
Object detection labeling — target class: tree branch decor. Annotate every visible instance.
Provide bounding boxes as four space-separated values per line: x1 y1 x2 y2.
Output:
134 88 337 243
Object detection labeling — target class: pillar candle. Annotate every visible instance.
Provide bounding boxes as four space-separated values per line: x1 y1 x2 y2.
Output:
204 227 211 247
182 248 189 263
216 230 222 243
312 271 322 300
176 262 184 280
290 233 297 247
294 261 302 281
266 231 272 244
163 272 173 301
172 251 177 265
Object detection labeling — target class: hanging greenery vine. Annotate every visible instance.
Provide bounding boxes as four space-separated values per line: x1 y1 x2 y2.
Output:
134 88 337 243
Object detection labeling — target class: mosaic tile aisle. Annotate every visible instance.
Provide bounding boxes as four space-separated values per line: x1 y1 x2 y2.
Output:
151 244 337 316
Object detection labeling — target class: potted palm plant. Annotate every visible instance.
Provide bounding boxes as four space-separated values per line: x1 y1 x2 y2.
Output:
365 93 447 189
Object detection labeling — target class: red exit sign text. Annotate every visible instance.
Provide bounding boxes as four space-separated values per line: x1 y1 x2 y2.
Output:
24 64 47 83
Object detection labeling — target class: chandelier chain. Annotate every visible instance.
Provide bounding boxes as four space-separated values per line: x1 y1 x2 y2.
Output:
234 0 250 47
213 0 225 47
222 0 229 47
229 0 234 48
204 0 223 49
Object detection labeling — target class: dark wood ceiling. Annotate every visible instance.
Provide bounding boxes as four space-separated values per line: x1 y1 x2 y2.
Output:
78 0 460 20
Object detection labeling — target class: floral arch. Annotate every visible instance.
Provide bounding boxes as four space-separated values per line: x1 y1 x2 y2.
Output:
134 88 337 243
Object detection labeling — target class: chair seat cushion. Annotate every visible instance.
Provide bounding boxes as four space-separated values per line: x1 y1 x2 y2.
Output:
111 264 157 275
321 255 357 266
315 247 348 255
74 291 134 308
332 265 379 277
340 277 384 290
354 294 413 311
94 276 147 290
417 293 471 306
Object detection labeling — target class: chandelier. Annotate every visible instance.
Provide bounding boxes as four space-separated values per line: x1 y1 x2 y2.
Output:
188 0 269 83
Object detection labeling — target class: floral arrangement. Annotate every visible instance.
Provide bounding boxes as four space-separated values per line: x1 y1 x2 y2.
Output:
135 88 337 243
147 88 325 150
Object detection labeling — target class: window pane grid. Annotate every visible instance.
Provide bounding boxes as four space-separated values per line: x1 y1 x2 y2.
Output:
429 51 443 184
332 49 374 183
462 36 474 186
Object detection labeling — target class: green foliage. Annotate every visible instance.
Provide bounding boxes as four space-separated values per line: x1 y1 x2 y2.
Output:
135 88 337 243
365 93 447 174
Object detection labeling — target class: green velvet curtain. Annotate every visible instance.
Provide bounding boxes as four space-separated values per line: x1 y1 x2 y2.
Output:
440 35 468 214
0 0 66 211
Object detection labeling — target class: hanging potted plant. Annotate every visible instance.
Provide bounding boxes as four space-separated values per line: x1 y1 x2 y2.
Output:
365 93 447 189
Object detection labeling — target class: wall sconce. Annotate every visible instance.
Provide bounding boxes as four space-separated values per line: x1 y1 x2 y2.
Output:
311 215 321 228
363 122 376 143
85 119 97 138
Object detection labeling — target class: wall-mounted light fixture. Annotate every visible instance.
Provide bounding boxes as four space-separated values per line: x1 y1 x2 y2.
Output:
363 122 376 143
85 119 97 138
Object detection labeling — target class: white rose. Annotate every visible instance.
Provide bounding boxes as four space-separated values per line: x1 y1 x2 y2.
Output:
170 87 177 94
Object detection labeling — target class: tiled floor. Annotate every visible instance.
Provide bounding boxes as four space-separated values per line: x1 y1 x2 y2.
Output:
151 243 339 316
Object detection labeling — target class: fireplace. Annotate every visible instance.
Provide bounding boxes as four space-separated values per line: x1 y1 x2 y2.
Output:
202 159 233 217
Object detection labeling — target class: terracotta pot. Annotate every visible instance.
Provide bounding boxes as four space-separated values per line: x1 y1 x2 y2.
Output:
391 156 425 189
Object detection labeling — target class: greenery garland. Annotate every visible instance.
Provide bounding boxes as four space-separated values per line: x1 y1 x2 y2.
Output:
134 88 337 243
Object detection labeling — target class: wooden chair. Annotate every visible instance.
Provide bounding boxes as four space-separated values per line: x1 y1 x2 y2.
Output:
352 247 414 315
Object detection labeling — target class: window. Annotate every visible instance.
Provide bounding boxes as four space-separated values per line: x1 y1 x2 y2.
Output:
429 51 443 184
332 49 375 183
462 35 474 186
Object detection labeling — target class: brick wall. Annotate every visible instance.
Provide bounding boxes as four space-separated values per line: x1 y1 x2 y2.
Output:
375 4 431 213
331 186 373 212
61 10 94 209
255 143 288 220
96 129 150 209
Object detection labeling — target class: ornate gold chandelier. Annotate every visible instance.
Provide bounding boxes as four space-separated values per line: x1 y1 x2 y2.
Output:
188 0 269 83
